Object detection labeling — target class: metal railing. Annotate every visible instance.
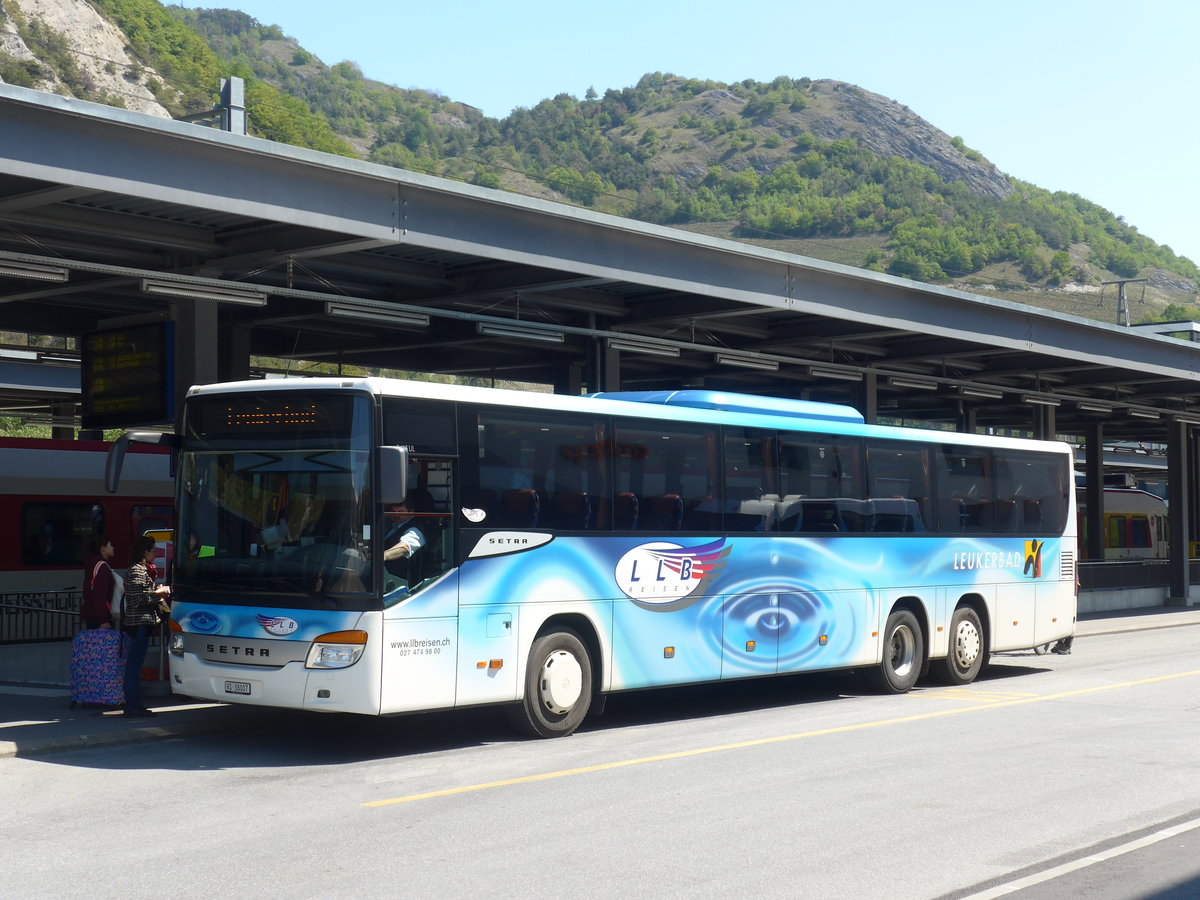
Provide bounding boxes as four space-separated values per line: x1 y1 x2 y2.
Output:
1077 559 1200 591
0 590 82 643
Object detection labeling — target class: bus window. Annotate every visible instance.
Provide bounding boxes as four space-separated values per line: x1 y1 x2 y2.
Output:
383 457 455 603
993 449 1069 535
934 447 994 534
469 412 609 530
382 397 457 454
865 440 929 532
613 420 717 532
777 434 864 533
724 428 777 532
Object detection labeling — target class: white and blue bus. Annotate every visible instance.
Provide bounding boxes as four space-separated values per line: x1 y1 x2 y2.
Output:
120 378 1076 737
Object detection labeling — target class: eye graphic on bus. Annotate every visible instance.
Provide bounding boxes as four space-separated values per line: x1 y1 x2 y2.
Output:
615 539 729 610
184 610 222 634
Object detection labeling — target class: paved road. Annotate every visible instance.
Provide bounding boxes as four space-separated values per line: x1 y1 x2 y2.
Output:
4 608 1200 898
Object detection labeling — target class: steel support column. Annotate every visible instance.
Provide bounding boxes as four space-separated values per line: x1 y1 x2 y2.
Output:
1032 404 1056 441
851 372 878 424
1085 422 1104 563
1167 422 1192 605
955 402 977 434
218 324 251 383
172 299 219 431
553 361 584 396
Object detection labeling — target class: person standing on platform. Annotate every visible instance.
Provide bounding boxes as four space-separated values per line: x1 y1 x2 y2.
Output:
80 535 117 629
121 536 170 718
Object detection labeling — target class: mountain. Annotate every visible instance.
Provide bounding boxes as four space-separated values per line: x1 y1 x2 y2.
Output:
2 0 1198 324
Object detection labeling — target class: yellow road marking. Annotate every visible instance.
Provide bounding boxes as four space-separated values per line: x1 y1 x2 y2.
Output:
363 668 1200 808
918 688 1041 704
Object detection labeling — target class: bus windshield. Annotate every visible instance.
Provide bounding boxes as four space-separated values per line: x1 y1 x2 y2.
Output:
174 391 377 610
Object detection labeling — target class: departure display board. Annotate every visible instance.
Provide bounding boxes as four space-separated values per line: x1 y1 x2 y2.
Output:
80 322 175 429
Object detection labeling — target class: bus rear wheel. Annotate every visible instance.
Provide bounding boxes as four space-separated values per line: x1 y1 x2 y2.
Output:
509 629 593 738
937 606 985 685
872 609 923 693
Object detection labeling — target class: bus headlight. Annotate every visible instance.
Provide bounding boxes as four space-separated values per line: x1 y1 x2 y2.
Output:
168 620 184 656
305 630 368 669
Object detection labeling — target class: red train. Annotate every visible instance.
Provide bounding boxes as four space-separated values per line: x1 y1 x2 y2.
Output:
0 437 173 599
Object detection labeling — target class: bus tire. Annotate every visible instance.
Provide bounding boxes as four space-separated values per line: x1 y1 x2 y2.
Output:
509 629 593 738
937 606 984 685
872 609 923 693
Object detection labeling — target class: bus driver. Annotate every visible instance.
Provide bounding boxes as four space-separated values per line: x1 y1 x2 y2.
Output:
383 492 428 561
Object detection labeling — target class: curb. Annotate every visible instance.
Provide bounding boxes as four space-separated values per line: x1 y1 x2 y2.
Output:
0 701 251 760
1 723 191 759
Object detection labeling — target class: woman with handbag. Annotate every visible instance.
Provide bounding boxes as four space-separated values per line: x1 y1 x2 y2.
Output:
80 535 117 629
121 536 171 718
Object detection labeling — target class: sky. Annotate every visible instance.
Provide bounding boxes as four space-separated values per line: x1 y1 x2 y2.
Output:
180 0 1200 264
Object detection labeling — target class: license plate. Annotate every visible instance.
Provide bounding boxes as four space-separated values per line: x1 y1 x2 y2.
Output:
224 680 252 695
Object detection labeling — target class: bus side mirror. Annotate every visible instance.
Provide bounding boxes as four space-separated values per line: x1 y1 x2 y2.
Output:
106 430 178 493
380 445 410 504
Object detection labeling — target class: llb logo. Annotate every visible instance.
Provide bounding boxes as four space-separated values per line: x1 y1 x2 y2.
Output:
615 539 729 611
257 614 299 636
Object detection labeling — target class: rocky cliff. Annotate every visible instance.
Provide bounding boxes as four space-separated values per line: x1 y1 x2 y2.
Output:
1 0 170 117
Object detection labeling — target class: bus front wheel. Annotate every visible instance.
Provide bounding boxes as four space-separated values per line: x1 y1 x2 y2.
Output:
873 609 923 694
509 629 593 738
937 606 985 685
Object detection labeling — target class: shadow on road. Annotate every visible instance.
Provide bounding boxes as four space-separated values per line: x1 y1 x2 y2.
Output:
26 658 1058 771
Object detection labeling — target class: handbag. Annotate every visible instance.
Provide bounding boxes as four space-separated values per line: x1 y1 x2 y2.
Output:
110 568 125 628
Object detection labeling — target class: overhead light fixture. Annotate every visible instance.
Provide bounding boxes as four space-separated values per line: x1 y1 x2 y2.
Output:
957 385 1003 400
0 261 69 282
476 322 565 344
1174 415 1200 426
716 353 779 372
805 365 863 382
37 353 80 365
325 302 429 328
142 278 268 306
0 348 38 361
888 375 938 391
1076 401 1111 413
607 337 680 358
1126 408 1160 420
1020 394 1061 407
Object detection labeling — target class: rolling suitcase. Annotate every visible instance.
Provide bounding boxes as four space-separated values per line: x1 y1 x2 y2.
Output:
70 628 127 709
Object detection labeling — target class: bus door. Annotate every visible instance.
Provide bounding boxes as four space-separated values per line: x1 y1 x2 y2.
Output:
380 456 461 714
381 457 456 604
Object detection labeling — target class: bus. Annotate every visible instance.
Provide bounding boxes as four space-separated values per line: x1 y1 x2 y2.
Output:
0 437 174 642
115 378 1076 738
1077 486 1169 561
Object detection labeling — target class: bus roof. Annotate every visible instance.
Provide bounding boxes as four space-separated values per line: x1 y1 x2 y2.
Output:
589 390 864 424
187 376 1073 456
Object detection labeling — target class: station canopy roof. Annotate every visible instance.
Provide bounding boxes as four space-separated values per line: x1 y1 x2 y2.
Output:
3 83 1200 442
